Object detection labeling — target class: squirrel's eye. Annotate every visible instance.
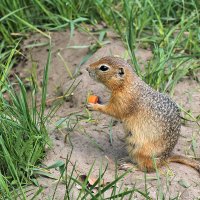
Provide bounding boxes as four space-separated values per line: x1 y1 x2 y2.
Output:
99 65 109 71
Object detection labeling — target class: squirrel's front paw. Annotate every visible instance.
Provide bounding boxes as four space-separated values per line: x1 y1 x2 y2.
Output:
86 103 105 112
86 103 96 111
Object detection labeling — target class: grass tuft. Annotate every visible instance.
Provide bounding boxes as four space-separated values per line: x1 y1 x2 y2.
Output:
0 42 52 198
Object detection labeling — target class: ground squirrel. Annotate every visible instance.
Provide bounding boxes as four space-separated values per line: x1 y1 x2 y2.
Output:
86 56 200 173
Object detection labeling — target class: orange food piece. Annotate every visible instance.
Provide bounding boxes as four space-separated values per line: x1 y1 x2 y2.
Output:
88 95 99 104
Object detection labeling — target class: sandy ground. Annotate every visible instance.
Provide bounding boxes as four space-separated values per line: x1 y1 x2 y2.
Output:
15 28 200 199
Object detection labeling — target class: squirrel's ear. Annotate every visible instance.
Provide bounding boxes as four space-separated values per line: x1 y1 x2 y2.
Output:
118 67 125 77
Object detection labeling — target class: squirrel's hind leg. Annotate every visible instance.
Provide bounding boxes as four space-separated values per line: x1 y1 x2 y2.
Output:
118 156 162 172
136 155 163 172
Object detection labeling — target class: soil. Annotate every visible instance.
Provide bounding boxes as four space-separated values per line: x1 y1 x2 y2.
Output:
15 28 200 199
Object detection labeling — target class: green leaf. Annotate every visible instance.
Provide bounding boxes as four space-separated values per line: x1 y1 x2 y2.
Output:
46 160 65 169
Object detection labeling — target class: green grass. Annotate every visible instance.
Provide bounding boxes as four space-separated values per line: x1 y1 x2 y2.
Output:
0 0 200 199
0 0 200 91
0 42 52 199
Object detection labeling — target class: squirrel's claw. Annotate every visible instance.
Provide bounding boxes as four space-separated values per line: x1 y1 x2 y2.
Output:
118 162 136 171
86 103 95 111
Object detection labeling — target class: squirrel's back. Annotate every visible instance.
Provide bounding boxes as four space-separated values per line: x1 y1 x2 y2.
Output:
132 80 181 157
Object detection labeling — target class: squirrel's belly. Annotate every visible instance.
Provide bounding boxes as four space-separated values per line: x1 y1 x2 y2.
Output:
122 115 162 142
124 125 168 160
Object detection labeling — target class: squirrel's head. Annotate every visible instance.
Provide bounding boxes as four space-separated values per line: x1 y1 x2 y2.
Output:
86 56 132 90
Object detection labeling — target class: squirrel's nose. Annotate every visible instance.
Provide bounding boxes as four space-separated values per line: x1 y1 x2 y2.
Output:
86 67 89 71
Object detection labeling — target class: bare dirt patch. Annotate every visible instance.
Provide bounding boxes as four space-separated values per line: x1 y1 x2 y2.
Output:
15 29 200 199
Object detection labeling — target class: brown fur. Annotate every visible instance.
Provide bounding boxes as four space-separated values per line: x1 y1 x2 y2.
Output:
167 155 200 173
86 56 200 174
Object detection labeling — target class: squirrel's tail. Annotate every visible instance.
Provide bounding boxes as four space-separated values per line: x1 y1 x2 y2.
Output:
167 155 200 173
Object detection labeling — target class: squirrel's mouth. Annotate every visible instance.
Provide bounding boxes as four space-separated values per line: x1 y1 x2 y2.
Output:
87 70 97 81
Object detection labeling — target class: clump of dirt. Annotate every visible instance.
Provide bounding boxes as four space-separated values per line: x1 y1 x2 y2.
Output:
15 29 200 199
